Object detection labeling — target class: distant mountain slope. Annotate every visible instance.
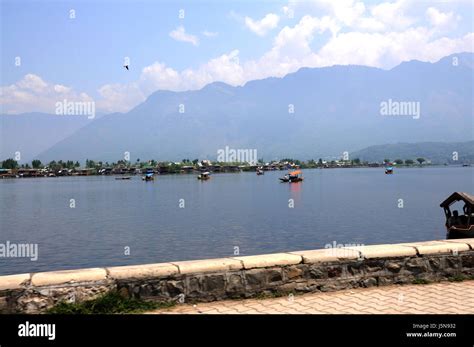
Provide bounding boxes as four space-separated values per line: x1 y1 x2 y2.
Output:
351 141 474 164
0 113 95 161
31 52 474 162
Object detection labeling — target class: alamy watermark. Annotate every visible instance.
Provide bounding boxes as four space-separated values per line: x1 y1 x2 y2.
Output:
217 146 257 164
18 321 55 341
324 241 364 259
0 241 38 261
380 99 420 119
55 99 95 119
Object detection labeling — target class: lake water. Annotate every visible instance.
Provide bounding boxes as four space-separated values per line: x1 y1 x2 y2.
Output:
1 167 472 275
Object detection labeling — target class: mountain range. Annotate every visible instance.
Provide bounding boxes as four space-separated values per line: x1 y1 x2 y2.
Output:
351 141 474 164
1 52 473 163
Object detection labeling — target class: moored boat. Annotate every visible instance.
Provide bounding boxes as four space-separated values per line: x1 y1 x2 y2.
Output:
256 167 264 175
385 166 393 174
440 192 474 239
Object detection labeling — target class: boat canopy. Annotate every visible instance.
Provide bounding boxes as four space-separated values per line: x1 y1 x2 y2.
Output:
440 192 474 208
202 172 210 175
289 170 302 175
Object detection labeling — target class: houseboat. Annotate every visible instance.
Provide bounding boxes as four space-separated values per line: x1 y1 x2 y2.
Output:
440 192 474 239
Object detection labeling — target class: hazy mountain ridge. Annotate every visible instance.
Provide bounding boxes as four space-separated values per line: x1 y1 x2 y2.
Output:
4 52 474 163
0 113 94 161
351 141 474 164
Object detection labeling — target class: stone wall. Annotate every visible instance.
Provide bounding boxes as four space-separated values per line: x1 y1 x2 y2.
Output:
1 239 473 313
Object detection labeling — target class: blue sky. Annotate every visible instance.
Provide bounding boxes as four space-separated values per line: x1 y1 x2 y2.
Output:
1 0 473 114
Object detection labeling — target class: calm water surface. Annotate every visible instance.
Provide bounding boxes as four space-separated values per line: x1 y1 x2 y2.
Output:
1 167 472 275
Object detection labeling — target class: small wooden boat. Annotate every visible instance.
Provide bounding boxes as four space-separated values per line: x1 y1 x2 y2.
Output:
440 192 474 239
279 170 303 183
385 166 393 174
256 168 264 175
115 177 131 180
142 169 154 181
197 172 211 180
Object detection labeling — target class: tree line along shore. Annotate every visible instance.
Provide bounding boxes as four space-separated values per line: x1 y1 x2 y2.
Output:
0 157 442 178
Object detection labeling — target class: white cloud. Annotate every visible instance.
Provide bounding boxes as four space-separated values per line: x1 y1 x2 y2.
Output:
202 30 219 37
169 26 199 46
245 13 280 36
369 0 414 30
0 74 93 114
426 7 460 31
315 0 366 26
311 0 414 32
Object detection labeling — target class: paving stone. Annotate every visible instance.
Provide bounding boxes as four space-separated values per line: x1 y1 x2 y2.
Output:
151 280 474 315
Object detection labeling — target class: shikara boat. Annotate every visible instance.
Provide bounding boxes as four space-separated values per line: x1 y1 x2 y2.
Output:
256 167 264 175
142 169 155 181
385 166 393 174
440 192 474 239
279 170 303 183
197 172 211 180
115 176 131 180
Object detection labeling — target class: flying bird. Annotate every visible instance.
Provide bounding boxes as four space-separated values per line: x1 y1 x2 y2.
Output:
124 64 129 70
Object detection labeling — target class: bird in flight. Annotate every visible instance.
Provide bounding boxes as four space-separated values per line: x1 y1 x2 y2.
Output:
124 64 129 70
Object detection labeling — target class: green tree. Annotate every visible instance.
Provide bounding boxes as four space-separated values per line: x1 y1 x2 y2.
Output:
383 158 390 164
405 159 414 165
31 160 42 168
416 157 426 165
74 161 80 168
2 158 19 169
394 159 403 165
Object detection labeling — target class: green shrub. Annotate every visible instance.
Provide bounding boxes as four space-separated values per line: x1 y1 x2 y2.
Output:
47 291 175 314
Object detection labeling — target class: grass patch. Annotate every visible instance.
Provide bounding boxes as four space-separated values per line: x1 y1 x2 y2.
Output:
448 275 474 282
254 291 291 300
412 278 431 285
47 291 175 314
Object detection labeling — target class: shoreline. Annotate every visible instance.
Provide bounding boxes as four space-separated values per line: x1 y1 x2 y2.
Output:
0 163 470 180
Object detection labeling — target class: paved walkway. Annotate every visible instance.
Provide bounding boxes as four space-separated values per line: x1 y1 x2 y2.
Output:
151 280 474 314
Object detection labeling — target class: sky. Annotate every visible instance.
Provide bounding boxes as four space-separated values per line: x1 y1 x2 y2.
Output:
1 0 473 114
